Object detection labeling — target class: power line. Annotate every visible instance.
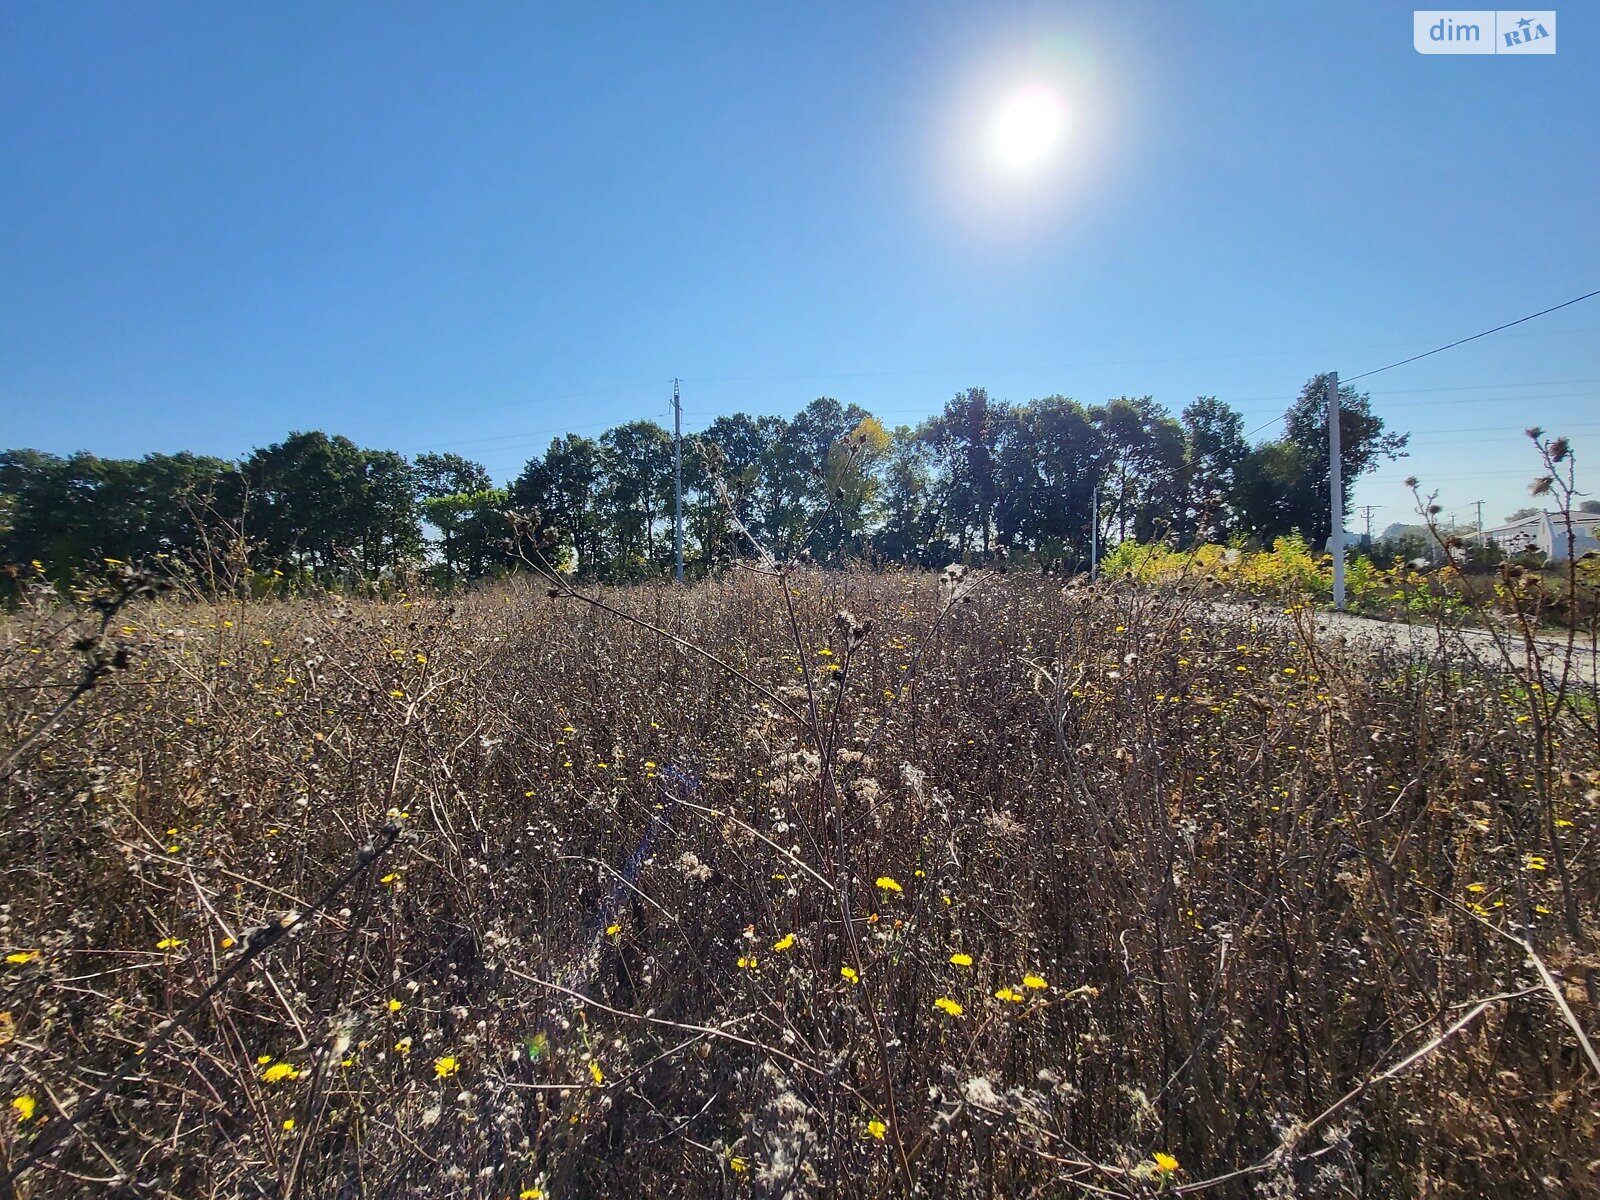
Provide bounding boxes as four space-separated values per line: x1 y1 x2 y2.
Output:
1341 288 1600 383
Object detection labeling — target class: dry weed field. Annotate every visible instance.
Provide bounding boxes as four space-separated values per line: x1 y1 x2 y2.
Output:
2 568 1597 1198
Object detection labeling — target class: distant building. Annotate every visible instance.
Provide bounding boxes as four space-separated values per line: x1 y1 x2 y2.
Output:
1473 511 1600 561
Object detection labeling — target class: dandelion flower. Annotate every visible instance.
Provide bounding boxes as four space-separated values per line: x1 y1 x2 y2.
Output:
729 1156 747 1173
867 1118 886 1140
156 937 183 951
388 998 403 1013
840 966 859 984
875 876 902 893
949 952 973 967
520 1191 543 1200
282 1118 295 1132
12 1095 36 1122
5 951 38 965
1022 974 1048 990
261 1062 300 1083
994 987 1023 1003
588 1061 604 1085
1153 1152 1180 1173
394 1037 413 1055
933 997 964 1017
773 933 795 952
434 1056 460 1079
1524 855 1548 871
605 923 621 936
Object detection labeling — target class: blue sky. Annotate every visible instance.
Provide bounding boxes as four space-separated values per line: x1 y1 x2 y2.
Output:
2 1 1595 530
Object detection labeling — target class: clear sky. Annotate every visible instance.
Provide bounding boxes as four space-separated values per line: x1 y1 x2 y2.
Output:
2 1 1595 531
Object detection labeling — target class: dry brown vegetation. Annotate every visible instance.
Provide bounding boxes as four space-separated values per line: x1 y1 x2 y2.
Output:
1 567 1597 1198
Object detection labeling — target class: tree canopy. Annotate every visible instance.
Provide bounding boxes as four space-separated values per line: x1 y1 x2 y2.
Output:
2 377 1408 586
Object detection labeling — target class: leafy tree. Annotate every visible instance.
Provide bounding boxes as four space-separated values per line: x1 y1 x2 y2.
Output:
1181 397 1252 543
1091 396 1185 544
421 488 509 581
818 415 891 559
414 453 491 500
1505 506 1541 522
875 426 942 565
920 388 1009 556
511 434 605 578
601 420 673 577
1267 375 1409 547
414 452 493 580
994 397 1104 566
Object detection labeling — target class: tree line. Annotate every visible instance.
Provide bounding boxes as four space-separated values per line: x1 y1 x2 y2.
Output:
0 375 1406 586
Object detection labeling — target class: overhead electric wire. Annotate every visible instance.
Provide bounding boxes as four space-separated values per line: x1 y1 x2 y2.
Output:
1340 288 1600 384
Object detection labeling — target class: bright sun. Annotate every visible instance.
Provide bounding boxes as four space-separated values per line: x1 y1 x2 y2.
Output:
991 86 1066 172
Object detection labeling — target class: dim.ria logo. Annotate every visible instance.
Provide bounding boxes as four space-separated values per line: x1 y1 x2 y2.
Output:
1413 10 1556 53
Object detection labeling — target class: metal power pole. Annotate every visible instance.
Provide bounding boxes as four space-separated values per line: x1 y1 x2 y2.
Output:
1090 481 1099 578
1474 499 1484 543
1355 504 1378 549
1327 372 1345 610
672 378 684 583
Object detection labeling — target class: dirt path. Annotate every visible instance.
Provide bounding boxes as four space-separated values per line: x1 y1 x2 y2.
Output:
1211 602 1600 687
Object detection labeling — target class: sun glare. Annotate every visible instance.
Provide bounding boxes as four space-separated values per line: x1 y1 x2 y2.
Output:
991 86 1066 172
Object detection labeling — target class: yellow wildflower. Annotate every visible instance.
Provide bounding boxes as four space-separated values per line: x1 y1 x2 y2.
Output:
261 1062 300 1083
588 1060 604 1085
434 1056 459 1079
867 1118 887 1140
840 965 859 984
934 997 963 1017
875 876 902 893
1153 1151 1180 1173
156 937 183 951
394 1037 412 1054
12 1095 37 1122
388 998 402 1013
773 933 795 951
5 951 38 965
994 987 1023 1003
949 952 973 967
1022 974 1047 990
729 1156 747 1173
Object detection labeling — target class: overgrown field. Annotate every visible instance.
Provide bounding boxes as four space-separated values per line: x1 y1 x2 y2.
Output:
2 569 1597 1198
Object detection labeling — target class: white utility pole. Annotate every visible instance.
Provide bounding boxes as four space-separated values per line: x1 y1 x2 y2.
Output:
1327 371 1345 610
673 378 684 583
1090 481 1099 578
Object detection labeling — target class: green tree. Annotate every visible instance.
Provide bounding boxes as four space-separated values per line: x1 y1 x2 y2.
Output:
920 388 1009 556
994 397 1105 566
511 434 605 579
600 420 673 577
1268 375 1409 546
1181 397 1252 543
1091 396 1185 544
875 426 942 565
415 452 493 579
